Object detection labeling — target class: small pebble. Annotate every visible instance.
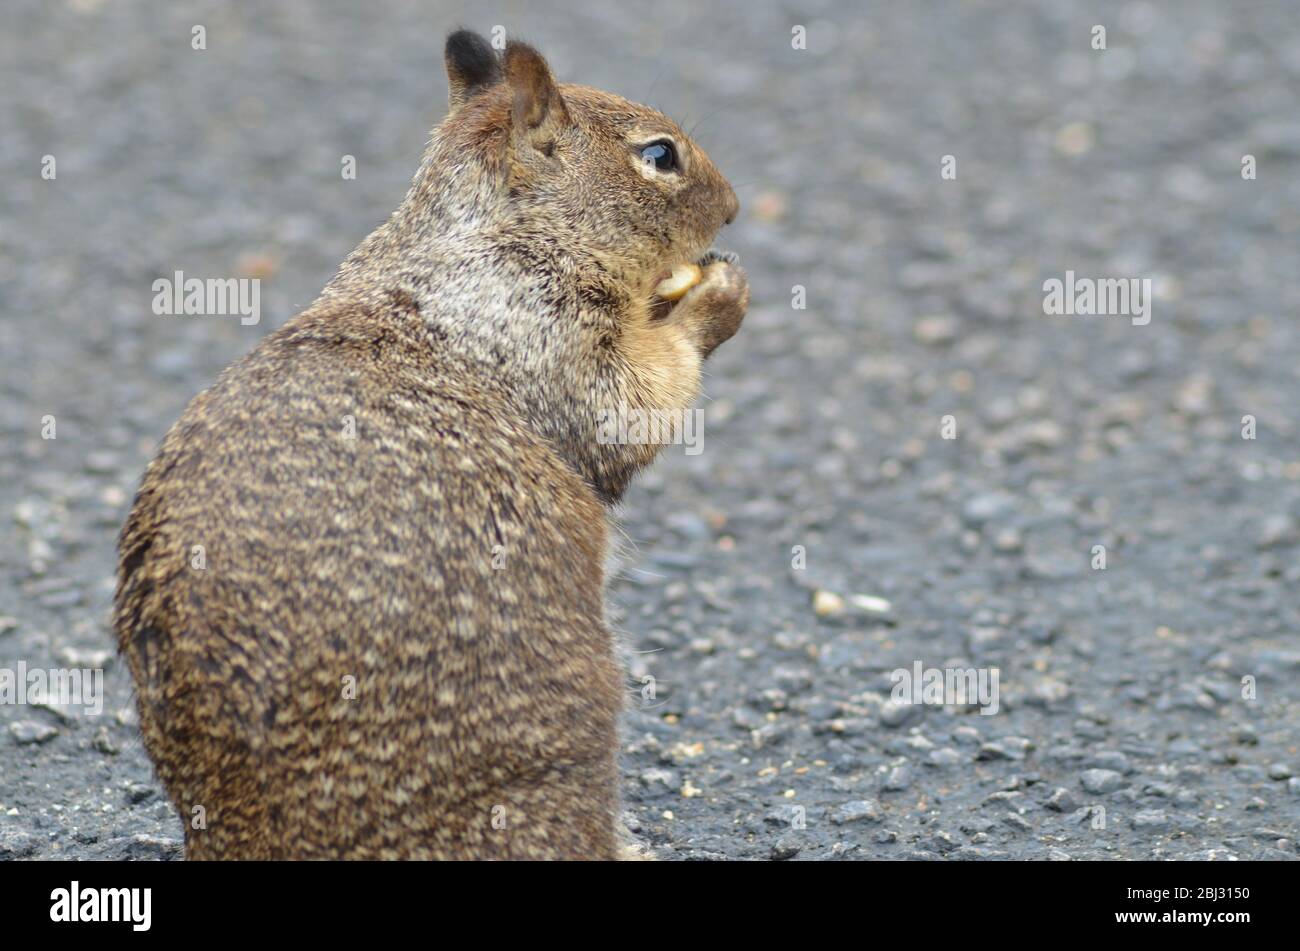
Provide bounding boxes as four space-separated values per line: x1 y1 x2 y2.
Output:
913 315 958 346
879 700 921 729
830 800 881 825
126 784 156 805
10 720 59 745
811 589 844 617
1132 810 1170 830
928 747 964 767
1080 769 1126 794
1044 788 1079 812
882 765 913 792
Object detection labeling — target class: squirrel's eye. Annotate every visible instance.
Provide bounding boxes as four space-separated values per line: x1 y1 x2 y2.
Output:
639 141 678 173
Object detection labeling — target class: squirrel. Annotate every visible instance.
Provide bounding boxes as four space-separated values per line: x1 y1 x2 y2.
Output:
113 30 747 859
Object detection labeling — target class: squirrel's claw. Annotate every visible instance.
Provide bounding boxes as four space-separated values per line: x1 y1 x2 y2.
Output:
697 248 739 267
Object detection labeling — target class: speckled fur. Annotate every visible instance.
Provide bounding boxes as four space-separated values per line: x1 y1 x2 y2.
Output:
114 32 747 860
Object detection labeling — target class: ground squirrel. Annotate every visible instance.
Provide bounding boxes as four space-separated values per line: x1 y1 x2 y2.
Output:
113 30 748 859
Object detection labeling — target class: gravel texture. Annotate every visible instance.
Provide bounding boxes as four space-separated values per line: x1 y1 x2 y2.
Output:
2 0 1298 860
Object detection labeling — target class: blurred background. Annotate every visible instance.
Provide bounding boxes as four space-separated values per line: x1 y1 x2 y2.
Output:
2 0 1298 859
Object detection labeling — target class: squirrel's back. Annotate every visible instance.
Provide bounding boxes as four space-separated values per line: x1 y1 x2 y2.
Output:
117 290 622 858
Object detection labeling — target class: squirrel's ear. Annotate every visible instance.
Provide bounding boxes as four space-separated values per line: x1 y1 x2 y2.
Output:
503 41 570 146
445 30 502 112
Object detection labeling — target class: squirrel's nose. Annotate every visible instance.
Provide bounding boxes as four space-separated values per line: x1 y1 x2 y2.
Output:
723 189 739 226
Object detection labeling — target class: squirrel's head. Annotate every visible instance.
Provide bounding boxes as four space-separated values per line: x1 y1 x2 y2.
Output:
437 30 739 289
381 31 750 504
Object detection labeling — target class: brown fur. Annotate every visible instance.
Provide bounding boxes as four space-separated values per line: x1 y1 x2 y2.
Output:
114 32 747 859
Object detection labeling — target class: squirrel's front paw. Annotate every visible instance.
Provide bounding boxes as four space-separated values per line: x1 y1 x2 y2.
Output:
670 257 749 358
